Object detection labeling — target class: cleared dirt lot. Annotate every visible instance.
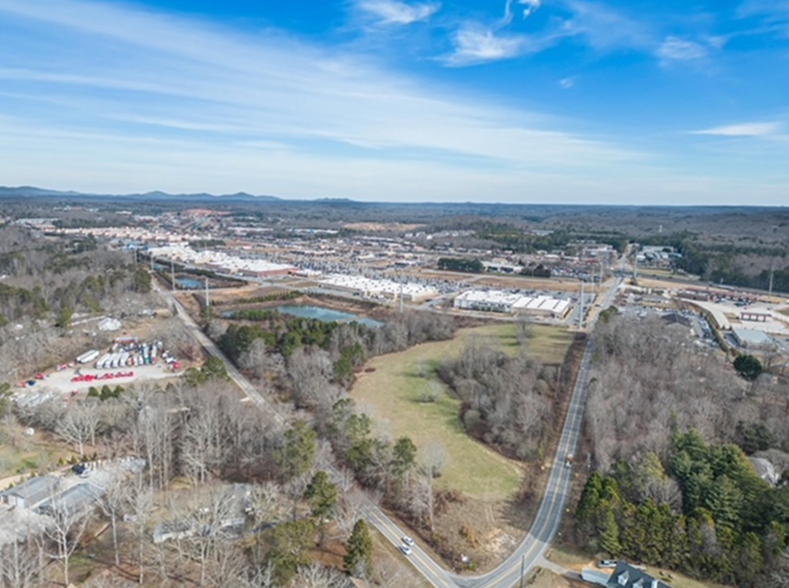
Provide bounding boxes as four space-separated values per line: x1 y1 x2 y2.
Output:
15 363 183 403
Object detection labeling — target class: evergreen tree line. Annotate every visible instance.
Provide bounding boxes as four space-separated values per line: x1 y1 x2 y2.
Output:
575 430 789 587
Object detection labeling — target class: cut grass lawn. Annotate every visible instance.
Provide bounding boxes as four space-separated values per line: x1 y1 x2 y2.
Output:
352 324 573 500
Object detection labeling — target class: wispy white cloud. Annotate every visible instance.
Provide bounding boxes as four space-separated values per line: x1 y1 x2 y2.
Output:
559 77 575 89
442 0 551 66
502 0 541 25
693 122 783 137
657 36 708 65
558 0 653 52
442 26 531 66
0 0 642 201
356 0 439 25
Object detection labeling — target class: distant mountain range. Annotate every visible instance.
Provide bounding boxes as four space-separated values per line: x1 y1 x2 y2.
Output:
0 186 284 202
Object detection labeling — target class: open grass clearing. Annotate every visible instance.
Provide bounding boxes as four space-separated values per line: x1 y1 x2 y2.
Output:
353 324 571 500
525 324 574 364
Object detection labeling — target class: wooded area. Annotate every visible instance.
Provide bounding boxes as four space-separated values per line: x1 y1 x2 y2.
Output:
576 315 789 587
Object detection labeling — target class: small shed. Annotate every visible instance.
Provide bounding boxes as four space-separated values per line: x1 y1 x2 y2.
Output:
0 476 60 509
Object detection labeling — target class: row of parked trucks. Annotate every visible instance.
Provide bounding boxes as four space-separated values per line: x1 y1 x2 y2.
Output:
94 341 165 369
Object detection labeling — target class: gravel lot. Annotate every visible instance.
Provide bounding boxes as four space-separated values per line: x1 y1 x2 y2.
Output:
14 362 183 405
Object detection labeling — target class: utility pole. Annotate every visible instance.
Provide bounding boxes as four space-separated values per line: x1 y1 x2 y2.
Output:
170 259 175 292
578 280 585 331
205 277 210 313
769 258 775 294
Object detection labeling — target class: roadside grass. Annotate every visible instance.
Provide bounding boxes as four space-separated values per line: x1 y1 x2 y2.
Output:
778 307 789 317
525 325 574 364
353 323 572 500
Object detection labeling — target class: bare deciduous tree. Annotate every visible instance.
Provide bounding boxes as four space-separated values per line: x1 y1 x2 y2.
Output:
42 502 92 585
0 537 44 588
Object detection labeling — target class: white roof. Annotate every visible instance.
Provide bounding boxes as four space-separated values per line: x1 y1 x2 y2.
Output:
149 245 294 274
320 274 438 297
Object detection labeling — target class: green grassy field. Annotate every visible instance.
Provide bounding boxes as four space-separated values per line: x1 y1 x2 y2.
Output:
352 324 572 500
526 324 575 364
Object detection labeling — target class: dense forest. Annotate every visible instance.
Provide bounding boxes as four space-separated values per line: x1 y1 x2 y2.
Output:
0 225 155 383
438 340 557 460
576 315 789 586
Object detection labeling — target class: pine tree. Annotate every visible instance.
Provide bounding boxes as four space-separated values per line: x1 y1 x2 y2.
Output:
598 507 621 557
304 471 338 520
344 519 373 578
276 420 317 481
734 531 763 586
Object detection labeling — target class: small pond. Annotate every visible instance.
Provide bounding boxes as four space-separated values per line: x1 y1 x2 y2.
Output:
222 305 381 328
276 305 382 328
176 277 203 289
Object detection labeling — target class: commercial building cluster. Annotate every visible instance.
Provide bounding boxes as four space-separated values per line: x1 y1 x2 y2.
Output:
453 290 571 318
319 274 438 302
148 244 295 277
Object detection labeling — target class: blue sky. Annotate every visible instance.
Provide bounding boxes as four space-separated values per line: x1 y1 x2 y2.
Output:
0 0 787 204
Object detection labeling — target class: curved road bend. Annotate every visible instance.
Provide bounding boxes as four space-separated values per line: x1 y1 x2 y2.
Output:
158 279 611 588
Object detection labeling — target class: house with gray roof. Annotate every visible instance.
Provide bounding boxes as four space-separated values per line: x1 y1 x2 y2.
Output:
36 482 105 519
0 475 60 509
608 562 671 588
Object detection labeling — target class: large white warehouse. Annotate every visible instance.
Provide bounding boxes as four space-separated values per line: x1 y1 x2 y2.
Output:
454 290 571 319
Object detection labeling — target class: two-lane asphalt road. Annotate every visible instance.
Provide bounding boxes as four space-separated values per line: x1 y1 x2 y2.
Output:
158 275 614 588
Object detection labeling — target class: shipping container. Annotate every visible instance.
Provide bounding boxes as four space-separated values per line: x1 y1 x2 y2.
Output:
76 349 100 364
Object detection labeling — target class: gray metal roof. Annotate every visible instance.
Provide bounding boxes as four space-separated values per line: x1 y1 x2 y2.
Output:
0 475 60 507
36 482 105 518
608 562 671 588
732 327 773 345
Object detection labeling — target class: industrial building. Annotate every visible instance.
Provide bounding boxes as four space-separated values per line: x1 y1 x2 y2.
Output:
454 290 571 319
149 244 296 278
319 274 438 302
453 290 522 313
732 327 776 350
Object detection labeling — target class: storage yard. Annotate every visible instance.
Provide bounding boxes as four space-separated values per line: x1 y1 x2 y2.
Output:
14 336 184 406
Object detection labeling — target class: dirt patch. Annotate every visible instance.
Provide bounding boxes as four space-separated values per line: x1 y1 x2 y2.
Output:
427 488 536 572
